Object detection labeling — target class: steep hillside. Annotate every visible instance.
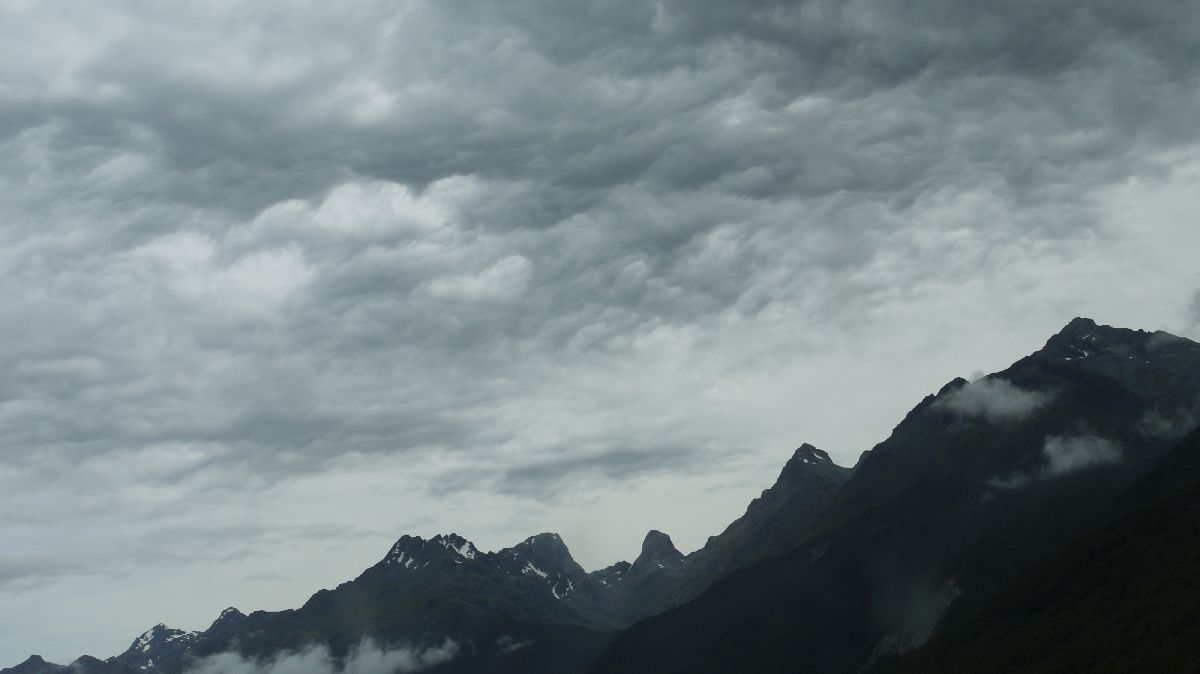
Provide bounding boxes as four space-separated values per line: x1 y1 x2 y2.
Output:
873 427 1200 673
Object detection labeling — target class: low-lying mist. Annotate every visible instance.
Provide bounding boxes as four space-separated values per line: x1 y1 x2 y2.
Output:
184 639 458 674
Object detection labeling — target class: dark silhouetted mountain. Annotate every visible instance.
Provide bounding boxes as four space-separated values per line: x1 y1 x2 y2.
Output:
0 655 136 674
113 623 199 671
197 607 245 643
1039 317 1200 404
592 319 1200 674
590 530 693 621
157 530 707 673
4 445 851 674
63 657 135 674
0 655 66 674
873 426 1200 673
174 531 618 673
675 443 851 602
587 560 630 589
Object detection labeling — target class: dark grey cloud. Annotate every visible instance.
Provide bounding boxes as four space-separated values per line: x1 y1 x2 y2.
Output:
483 444 705 498
0 555 101 592
2 0 1200 664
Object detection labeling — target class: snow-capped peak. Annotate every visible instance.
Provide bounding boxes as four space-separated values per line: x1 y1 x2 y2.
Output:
133 628 156 653
431 533 480 561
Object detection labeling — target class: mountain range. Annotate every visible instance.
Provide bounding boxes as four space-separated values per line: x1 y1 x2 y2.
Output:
7 318 1199 674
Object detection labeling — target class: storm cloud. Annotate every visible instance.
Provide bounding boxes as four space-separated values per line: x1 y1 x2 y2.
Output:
2 0 1200 665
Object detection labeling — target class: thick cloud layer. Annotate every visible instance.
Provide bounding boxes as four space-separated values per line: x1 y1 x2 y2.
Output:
2 0 1199 664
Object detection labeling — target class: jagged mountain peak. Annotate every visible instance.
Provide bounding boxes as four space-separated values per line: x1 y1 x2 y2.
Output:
1041 317 1147 356
499 532 587 585
640 530 679 556
1062 315 1099 333
759 444 850 507
777 443 842 481
2 655 65 674
128 623 190 648
115 622 197 672
631 530 685 572
596 560 631 575
518 532 568 552
791 443 831 464
1033 318 1200 401
1039 317 1199 360
512 533 575 564
207 606 246 632
380 534 431 568
938 377 970 395
379 532 482 569
432 533 480 560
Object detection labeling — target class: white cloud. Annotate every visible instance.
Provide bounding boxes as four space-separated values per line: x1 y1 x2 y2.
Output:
1042 435 1123 477
1138 407 1200 441
425 255 532 302
219 246 312 306
935 378 1053 424
186 639 458 674
990 433 1124 489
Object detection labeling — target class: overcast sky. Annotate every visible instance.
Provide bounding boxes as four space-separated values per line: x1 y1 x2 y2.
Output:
2 0 1199 664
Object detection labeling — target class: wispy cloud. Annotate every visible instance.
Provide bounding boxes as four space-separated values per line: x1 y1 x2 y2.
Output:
990 433 1123 489
1138 406 1200 441
185 639 458 674
1042 435 1124 477
935 378 1053 424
